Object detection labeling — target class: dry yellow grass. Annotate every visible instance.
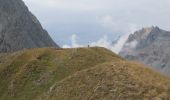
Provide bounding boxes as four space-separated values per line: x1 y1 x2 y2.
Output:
0 47 169 100
43 61 170 100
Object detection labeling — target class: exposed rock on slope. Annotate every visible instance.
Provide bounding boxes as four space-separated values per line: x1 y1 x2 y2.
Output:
120 26 170 75
0 47 170 100
0 0 58 52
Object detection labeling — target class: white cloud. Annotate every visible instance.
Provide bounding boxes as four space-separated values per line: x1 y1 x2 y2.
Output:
62 45 71 48
124 40 138 49
63 34 121 54
63 34 83 48
71 34 83 48
99 15 115 28
23 0 170 49
62 23 141 54
112 23 140 53
90 35 114 50
112 33 130 54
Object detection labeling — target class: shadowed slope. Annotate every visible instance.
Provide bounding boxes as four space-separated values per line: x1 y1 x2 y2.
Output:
0 0 58 53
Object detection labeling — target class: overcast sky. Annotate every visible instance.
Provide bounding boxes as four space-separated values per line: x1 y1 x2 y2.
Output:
23 0 170 52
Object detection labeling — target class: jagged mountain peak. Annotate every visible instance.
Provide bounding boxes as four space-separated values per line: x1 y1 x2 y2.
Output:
135 26 161 34
120 26 170 75
136 26 157 34
127 26 162 43
0 0 59 52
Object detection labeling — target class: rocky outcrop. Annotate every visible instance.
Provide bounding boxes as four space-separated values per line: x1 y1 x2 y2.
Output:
120 26 170 75
0 0 59 52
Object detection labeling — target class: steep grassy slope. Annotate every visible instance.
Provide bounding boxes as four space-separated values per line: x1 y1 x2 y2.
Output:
0 47 121 100
45 62 170 100
0 47 170 100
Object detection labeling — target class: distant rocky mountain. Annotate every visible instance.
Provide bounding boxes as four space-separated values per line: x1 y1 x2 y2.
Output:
120 26 170 75
0 0 59 52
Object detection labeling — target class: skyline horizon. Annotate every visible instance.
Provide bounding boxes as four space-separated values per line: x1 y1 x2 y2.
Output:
22 0 170 53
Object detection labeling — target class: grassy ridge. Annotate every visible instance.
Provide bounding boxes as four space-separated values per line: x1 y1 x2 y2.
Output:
43 61 170 100
0 47 121 100
0 47 169 100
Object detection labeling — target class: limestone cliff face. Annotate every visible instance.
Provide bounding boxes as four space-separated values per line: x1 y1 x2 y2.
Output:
0 0 59 52
120 26 170 75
